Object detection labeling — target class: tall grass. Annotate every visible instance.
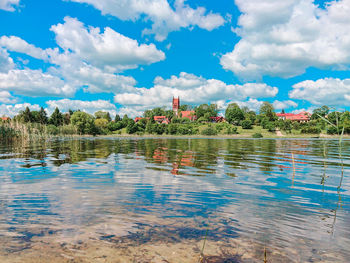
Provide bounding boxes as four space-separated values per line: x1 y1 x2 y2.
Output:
0 121 78 142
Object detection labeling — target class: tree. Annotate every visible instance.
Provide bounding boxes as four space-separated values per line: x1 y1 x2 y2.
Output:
311 106 330 119
71 111 96 134
114 114 121 122
38 107 48 125
195 104 218 119
94 111 111 122
225 103 244 125
49 107 64 126
95 118 109 129
259 102 276 121
145 121 153 134
22 107 32 123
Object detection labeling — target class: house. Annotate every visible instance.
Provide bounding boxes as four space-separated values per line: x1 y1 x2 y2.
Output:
154 116 170 124
134 117 150 122
276 112 311 123
181 110 196 121
209 116 225 123
1 116 10 121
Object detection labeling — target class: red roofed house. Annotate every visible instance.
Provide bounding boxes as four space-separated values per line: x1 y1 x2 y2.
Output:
154 116 170 124
134 117 150 122
181 110 196 121
276 112 311 123
1 116 10 121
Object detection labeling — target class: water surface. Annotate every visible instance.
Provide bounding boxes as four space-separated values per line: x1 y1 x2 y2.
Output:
0 138 349 262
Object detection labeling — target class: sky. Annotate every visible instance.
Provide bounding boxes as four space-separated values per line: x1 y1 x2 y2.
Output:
1 0 350 117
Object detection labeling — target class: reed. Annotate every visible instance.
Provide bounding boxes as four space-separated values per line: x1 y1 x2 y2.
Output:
0 121 79 142
264 247 267 263
197 228 209 263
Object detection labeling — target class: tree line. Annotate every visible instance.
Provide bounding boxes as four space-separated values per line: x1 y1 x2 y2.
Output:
1 102 350 137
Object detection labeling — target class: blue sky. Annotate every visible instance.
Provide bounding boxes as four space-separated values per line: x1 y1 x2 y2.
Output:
1 0 350 117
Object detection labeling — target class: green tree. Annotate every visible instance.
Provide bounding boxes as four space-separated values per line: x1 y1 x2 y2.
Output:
71 111 96 134
225 103 244 125
259 102 276 121
94 111 111 122
114 114 121 122
38 107 48 124
22 107 32 123
311 106 330 120
49 107 64 126
195 104 218 119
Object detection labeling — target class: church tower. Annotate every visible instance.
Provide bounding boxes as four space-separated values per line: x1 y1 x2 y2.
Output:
172 97 180 116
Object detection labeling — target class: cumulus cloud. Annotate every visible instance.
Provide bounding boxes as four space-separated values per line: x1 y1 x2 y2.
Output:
0 91 17 104
0 103 40 117
50 17 165 71
0 69 75 97
113 72 278 116
290 77 350 106
0 36 49 61
0 17 162 96
272 100 298 110
69 0 225 41
221 0 350 79
46 99 117 115
0 48 14 72
0 0 20 11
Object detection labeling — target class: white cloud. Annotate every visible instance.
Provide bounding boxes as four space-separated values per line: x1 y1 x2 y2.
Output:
221 0 350 79
0 17 162 96
290 77 350 106
0 0 19 11
235 98 263 112
0 69 75 97
114 72 278 116
272 100 298 110
0 91 17 104
55 64 137 94
0 36 49 60
46 99 117 116
50 17 165 71
0 48 14 72
0 103 40 117
69 0 225 41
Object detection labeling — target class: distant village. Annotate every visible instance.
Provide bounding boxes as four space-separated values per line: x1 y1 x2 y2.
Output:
133 97 311 124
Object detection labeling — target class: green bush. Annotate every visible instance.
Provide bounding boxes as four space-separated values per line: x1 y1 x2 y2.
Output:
167 123 178 135
241 120 253 129
46 124 59 135
327 125 338 135
177 125 191 135
252 133 263 138
265 122 276 132
201 126 217 136
225 126 238 134
300 126 321 134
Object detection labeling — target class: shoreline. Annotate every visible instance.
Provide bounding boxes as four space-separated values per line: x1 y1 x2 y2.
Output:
94 133 350 139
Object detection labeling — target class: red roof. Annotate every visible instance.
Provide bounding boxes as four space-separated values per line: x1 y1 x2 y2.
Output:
1 117 10 121
134 117 150 122
154 116 170 124
277 112 311 121
181 111 196 120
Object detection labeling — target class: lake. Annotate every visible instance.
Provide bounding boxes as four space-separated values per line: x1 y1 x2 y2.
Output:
0 138 349 262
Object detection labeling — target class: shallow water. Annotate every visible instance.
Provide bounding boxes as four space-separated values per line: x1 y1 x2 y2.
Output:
0 138 349 262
